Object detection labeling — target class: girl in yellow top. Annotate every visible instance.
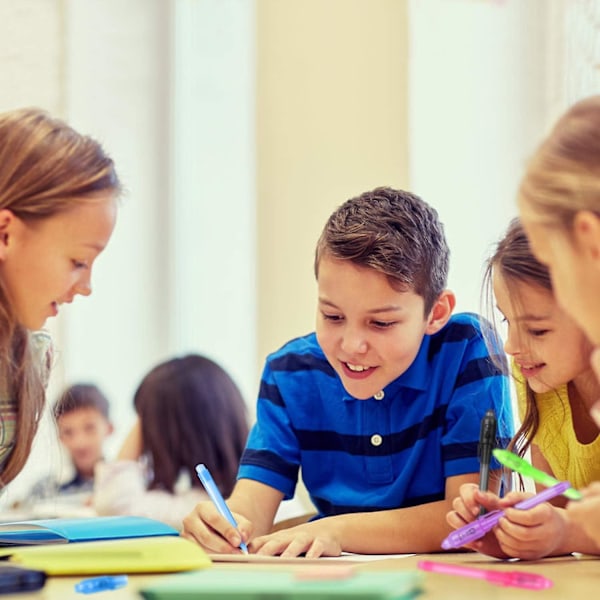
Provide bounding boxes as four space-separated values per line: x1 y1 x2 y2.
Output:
446 218 600 559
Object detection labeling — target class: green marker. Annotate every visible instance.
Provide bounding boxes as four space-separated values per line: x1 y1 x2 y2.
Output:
492 448 582 501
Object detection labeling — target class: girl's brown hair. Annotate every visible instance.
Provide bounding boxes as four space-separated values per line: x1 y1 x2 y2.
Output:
134 354 249 497
482 217 553 461
0 107 120 486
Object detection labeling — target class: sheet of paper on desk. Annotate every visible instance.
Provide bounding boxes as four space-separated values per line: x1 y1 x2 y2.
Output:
140 569 423 599
209 552 415 563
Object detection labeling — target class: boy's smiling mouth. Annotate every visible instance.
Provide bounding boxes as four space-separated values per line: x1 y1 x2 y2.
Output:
342 361 376 378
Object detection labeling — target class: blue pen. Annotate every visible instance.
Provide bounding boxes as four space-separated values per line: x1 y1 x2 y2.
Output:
74 575 128 594
195 463 249 554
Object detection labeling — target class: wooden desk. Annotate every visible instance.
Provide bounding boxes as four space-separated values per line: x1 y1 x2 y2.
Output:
2 552 598 599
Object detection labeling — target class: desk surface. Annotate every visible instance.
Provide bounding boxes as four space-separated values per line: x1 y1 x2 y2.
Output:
3 552 599 599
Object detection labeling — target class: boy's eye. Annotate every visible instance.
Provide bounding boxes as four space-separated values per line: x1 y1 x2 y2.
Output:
322 312 343 322
72 260 89 269
372 320 397 329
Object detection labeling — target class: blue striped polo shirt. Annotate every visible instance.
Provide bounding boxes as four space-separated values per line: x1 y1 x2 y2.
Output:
238 312 513 518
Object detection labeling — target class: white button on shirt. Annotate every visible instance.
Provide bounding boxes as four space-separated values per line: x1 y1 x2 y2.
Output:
370 434 383 446
374 390 385 400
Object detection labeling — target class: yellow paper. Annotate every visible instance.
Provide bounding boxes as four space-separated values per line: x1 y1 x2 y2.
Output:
1 535 211 575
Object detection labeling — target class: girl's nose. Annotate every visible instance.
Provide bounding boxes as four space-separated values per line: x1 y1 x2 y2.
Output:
74 277 92 297
503 328 520 356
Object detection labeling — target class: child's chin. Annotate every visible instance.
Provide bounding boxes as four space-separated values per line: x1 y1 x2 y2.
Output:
341 382 379 400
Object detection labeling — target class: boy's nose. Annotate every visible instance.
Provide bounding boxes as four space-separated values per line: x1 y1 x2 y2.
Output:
341 328 368 354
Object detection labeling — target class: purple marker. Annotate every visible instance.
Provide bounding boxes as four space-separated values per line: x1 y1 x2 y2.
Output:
442 480 571 550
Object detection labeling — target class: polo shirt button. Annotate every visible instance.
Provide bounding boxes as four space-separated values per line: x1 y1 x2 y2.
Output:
370 434 383 446
374 390 384 400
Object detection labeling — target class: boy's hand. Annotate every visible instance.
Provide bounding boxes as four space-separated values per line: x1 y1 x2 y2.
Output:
181 500 252 554
250 522 341 558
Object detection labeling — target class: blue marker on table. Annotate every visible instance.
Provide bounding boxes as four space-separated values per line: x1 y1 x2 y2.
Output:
195 463 248 554
75 575 128 594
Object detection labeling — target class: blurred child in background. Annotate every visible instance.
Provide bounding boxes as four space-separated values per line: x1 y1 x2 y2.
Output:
93 354 249 530
25 384 113 511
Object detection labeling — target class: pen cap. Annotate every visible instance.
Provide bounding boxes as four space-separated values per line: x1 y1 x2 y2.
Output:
487 570 553 590
477 409 497 461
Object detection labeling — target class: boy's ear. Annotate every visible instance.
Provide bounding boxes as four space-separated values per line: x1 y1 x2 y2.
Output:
573 211 600 263
424 289 456 335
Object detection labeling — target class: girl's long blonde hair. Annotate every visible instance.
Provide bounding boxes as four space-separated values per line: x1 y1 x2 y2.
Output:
519 95 600 228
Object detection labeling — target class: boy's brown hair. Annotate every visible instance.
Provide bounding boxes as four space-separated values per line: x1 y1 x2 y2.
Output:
314 186 449 314
53 384 110 421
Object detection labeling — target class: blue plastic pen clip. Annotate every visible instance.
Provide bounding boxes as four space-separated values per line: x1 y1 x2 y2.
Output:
195 463 249 553
74 575 128 594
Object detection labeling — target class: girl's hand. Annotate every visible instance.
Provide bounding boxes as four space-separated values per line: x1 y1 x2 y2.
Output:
566 483 600 550
445 483 506 558
494 496 568 560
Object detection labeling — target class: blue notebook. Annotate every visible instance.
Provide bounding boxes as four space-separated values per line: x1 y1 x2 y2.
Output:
0 516 178 546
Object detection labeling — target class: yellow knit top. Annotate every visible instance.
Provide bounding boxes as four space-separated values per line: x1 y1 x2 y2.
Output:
515 367 600 490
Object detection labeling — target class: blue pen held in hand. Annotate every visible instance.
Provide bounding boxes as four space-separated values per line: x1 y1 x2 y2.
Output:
74 575 128 594
195 463 249 554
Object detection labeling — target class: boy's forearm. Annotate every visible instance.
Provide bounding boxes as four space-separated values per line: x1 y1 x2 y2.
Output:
226 479 284 538
309 500 454 554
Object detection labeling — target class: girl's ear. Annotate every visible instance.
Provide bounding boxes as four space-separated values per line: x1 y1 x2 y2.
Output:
0 209 15 260
573 211 600 263
425 289 456 335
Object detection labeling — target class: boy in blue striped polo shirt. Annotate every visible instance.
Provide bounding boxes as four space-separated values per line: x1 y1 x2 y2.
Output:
182 187 513 556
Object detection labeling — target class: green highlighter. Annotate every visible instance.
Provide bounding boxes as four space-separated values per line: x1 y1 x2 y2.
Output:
492 448 583 501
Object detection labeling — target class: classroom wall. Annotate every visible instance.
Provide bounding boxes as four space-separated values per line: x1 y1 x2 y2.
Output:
255 0 410 367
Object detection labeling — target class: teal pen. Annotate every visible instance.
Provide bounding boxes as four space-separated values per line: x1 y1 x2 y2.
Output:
492 449 582 500
195 463 249 554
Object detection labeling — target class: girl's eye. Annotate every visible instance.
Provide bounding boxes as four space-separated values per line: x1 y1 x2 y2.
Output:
529 329 550 337
73 260 89 269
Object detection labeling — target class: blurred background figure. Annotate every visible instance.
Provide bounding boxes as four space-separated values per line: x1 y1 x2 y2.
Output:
22 383 113 515
93 354 249 530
